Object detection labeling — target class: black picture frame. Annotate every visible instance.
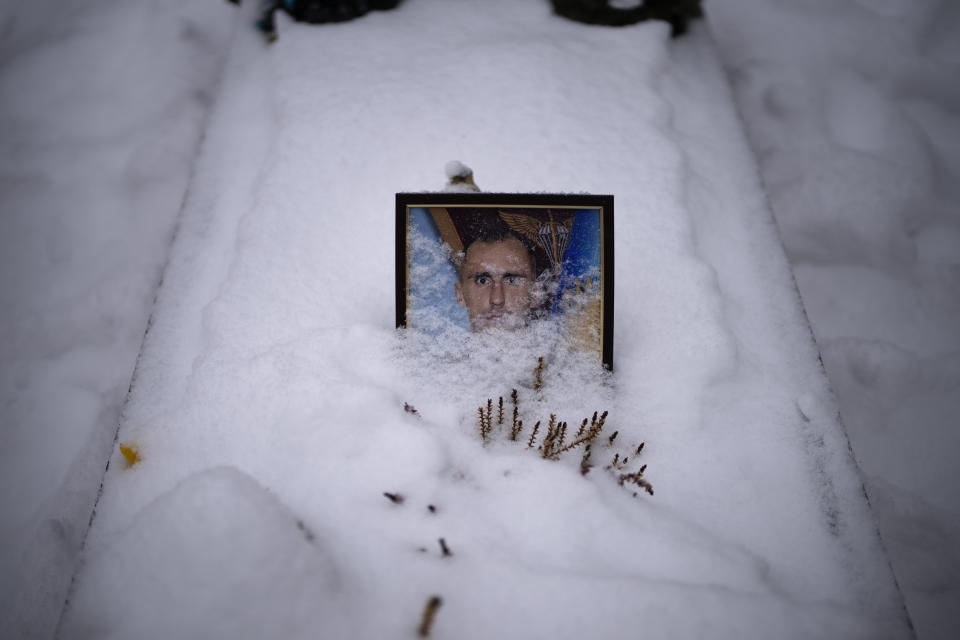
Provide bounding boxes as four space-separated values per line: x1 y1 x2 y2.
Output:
396 192 614 370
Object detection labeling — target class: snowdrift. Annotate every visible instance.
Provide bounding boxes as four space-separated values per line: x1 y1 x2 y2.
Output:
61 2 909 637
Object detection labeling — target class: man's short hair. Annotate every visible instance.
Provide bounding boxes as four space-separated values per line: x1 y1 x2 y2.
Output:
455 229 537 280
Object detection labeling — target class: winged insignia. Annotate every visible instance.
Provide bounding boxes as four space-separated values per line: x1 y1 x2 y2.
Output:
499 211 575 274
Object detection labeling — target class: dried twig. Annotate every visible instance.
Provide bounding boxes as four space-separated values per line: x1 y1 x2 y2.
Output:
541 415 559 458
470 392 653 498
580 444 593 476
418 596 443 637
533 356 544 391
619 472 654 495
438 537 452 557
527 421 540 448
478 400 495 443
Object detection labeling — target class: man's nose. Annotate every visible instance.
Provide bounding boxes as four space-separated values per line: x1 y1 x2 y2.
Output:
491 279 505 305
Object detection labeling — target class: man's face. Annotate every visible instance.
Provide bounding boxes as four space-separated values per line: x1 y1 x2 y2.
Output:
455 237 535 332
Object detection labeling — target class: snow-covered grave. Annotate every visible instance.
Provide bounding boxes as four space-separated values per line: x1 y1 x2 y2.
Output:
59 1 909 637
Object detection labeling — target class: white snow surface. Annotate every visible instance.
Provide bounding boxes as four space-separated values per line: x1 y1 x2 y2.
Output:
0 0 955 637
0 1 231 637
60 0 904 637
707 1 960 637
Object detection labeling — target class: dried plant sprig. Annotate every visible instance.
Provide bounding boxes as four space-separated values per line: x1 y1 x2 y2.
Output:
541 414 560 458
418 596 443 638
470 394 653 497
580 444 593 476
477 402 494 443
510 415 523 441
544 421 571 460
296 519 316 543
553 411 608 457
619 471 654 495
383 492 405 504
486 399 494 439
508 388 521 440
595 410 608 430
404 402 420 416
539 431 550 457
438 537 452 557
527 420 541 448
540 432 552 458
576 418 587 438
533 356 544 391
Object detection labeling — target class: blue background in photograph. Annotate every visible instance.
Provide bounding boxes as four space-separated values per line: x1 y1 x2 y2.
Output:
555 211 601 314
410 207 468 330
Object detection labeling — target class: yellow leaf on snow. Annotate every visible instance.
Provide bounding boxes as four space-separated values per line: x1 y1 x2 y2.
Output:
119 443 140 467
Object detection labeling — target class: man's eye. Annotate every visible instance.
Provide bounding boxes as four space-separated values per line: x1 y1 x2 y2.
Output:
475 276 491 285
506 276 526 285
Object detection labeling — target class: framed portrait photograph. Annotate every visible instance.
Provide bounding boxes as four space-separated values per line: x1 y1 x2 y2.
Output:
396 193 614 369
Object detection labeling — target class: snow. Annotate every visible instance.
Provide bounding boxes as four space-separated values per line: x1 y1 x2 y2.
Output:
707 1 960 636
0 0 956 637
0 1 231 636
443 160 472 180
59 467 351 638
60 1 905 637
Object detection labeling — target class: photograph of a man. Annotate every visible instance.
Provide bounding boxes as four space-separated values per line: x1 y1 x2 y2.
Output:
398 194 612 367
